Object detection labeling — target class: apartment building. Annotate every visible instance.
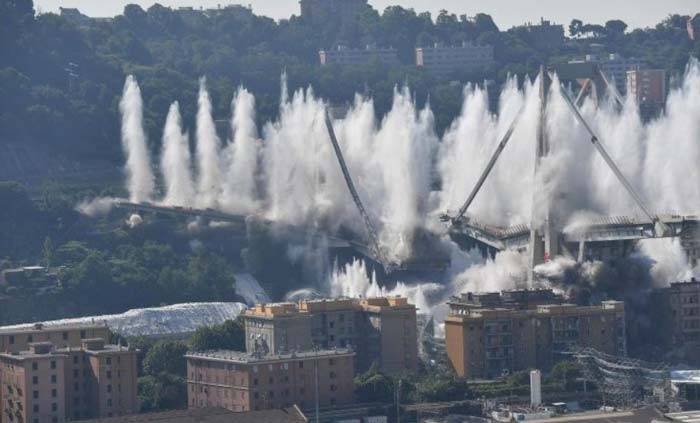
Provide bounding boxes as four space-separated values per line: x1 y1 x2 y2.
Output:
0 325 138 423
244 297 417 374
320 45 400 67
567 53 644 95
445 289 626 379
416 42 494 79
0 323 110 354
627 68 666 120
186 348 354 412
651 280 700 346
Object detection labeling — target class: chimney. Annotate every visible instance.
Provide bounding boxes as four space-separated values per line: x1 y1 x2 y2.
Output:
530 369 542 407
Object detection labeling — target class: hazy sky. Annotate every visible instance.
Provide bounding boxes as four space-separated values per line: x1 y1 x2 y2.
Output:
34 0 698 30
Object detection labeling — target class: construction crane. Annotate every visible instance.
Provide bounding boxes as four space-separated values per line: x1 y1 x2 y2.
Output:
323 109 395 273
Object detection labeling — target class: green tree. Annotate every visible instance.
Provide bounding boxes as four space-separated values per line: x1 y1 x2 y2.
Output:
569 19 583 38
354 363 394 403
42 236 54 268
138 374 187 411
605 20 628 37
142 341 189 377
189 318 245 351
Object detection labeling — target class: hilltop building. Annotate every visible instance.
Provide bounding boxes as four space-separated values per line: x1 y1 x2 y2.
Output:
243 297 418 374
0 335 138 423
445 289 626 379
320 45 399 67
568 53 645 95
416 42 494 79
186 348 354 412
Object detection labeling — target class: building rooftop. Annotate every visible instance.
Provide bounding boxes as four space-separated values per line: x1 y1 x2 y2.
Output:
186 347 354 364
76 406 307 423
247 296 414 317
0 321 108 335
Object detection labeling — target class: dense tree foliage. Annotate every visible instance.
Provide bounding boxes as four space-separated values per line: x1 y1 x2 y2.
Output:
1 0 697 169
190 318 245 351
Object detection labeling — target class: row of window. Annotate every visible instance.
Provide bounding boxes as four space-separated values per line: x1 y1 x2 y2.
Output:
6 330 89 345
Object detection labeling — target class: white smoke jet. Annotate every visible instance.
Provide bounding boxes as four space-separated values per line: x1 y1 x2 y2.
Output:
329 258 443 314
373 88 438 262
160 102 195 206
195 78 223 209
639 239 699 287
119 76 155 203
643 59 700 212
221 87 260 213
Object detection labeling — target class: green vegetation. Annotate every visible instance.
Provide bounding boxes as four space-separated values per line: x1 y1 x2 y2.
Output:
2 0 699 171
130 317 246 411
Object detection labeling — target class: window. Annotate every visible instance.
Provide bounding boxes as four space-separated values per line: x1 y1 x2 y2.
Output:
32 376 38 385
51 375 57 384
268 377 273 384
253 378 258 386
33 405 39 413
254 392 259 399
50 361 56 370
80 330 86 338
107 385 112 393
299 362 304 369
73 369 78 378
33 391 38 399
51 403 57 412
329 359 335 366
52 417 58 423
329 371 336 379
107 399 112 407
9 336 14 344
106 371 112 379
52 389 57 398
62 332 68 340
32 363 38 371
106 358 111 365
73 356 78 364
28 335 33 342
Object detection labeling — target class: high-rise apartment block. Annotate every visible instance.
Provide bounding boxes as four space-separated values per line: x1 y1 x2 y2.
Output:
416 42 494 79
627 68 666 120
0 325 138 423
243 297 418 374
186 348 354 412
445 289 626 379
650 280 700 364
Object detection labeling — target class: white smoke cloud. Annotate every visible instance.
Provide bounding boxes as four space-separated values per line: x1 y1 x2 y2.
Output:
119 76 155 203
195 78 223 209
160 102 195 206
76 197 117 217
221 87 260 214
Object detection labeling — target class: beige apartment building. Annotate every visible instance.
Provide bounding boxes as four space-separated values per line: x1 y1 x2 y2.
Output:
186 348 354 412
0 324 110 354
244 297 418 374
0 325 138 423
445 289 626 379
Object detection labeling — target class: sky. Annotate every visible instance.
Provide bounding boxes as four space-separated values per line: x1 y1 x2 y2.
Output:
34 0 698 30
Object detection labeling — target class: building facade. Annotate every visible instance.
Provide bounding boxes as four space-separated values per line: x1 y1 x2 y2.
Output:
651 280 700 347
519 19 565 49
568 53 644 95
0 338 138 423
0 324 110 355
186 349 354 412
243 297 418 374
416 43 494 79
320 46 399 67
445 289 626 379
627 68 666 120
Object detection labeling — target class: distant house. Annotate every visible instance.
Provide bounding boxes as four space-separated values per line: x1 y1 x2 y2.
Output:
416 42 494 79
515 18 565 50
319 45 400 67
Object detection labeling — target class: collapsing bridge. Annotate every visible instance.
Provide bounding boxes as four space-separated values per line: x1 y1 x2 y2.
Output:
442 65 699 281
